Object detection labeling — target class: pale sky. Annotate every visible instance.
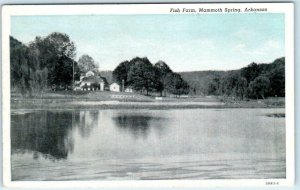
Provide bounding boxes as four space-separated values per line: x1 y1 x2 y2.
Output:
11 14 284 72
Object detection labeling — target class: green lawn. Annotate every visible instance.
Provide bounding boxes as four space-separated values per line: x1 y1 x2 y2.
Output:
10 91 284 110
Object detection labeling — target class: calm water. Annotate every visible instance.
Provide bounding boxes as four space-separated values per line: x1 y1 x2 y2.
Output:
11 108 286 180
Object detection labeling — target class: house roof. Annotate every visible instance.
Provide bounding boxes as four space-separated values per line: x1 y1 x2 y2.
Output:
86 71 93 74
110 82 120 86
85 70 103 78
81 76 104 83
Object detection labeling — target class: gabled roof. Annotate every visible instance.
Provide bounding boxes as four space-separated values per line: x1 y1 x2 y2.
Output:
81 76 104 83
110 82 120 86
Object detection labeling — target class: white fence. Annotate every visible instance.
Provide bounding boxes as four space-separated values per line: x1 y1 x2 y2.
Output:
110 94 135 99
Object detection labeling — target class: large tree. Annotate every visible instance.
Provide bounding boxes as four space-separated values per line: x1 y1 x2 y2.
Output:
265 58 285 97
207 77 220 95
164 73 189 96
28 32 77 90
29 32 76 68
112 60 134 90
11 32 78 94
113 57 190 96
248 76 271 99
240 62 261 83
218 71 248 99
154 60 172 75
127 57 161 95
154 60 173 96
50 55 74 89
10 36 32 95
235 77 248 99
78 54 98 74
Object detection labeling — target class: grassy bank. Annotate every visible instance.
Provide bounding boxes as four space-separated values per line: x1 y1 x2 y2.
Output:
11 91 285 110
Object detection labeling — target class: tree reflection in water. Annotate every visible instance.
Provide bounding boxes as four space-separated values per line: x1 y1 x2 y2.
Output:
112 115 166 139
11 110 100 161
11 110 167 161
11 111 75 160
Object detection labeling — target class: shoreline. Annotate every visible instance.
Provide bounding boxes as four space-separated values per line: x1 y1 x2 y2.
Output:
11 99 285 111
10 92 285 111
11 106 286 116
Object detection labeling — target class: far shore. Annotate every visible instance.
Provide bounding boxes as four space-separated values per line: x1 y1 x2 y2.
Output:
10 91 285 111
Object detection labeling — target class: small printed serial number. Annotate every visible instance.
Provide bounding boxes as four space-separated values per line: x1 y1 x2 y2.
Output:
266 181 279 185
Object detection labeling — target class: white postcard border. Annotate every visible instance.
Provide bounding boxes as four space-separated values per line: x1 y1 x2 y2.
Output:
2 3 295 188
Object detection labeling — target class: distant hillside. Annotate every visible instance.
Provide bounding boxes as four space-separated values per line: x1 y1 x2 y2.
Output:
179 57 285 97
179 70 228 95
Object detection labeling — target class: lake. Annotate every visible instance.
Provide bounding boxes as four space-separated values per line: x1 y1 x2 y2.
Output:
11 108 286 180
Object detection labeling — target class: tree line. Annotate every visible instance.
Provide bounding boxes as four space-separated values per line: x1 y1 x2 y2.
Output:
10 32 284 99
10 33 99 96
206 57 285 99
10 32 189 97
112 57 190 96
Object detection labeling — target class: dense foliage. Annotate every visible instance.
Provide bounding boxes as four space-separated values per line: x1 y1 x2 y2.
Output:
10 32 284 100
113 57 190 96
78 54 98 74
10 33 102 96
28 32 78 90
181 57 285 99
10 33 78 95
112 60 134 90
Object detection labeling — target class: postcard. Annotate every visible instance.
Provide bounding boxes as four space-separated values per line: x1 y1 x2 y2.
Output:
2 3 294 188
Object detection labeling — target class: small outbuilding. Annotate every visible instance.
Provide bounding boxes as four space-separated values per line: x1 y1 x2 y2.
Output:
110 83 120 92
125 87 133 93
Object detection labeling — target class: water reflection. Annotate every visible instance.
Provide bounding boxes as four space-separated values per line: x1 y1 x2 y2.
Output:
11 109 286 180
112 115 166 139
11 111 74 160
11 110 167 161
74 111 99 138
11 110 102 160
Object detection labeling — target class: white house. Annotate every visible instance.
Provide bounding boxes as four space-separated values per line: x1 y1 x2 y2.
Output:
80 76 105 91
75 71 105 91
110 83 120 92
